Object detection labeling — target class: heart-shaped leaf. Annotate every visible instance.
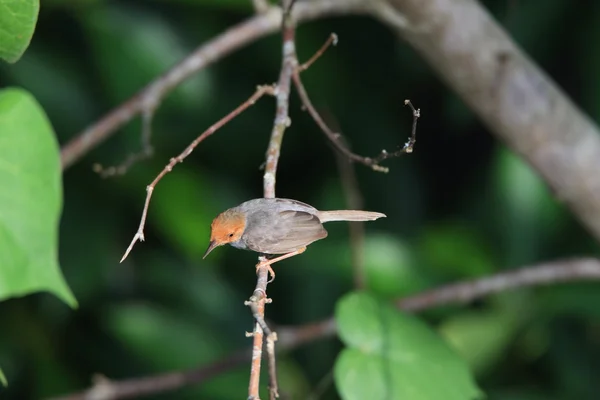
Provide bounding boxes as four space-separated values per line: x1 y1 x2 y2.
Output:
0 88 76 307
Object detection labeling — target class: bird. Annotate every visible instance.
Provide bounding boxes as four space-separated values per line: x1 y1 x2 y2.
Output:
203 198 386 281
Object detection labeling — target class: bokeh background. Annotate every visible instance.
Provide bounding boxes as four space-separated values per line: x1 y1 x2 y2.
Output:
2 0 600 398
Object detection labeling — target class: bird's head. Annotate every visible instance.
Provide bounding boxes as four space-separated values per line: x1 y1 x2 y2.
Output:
203 210 246 259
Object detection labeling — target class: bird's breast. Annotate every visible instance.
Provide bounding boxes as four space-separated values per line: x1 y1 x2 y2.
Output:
229 239 248 251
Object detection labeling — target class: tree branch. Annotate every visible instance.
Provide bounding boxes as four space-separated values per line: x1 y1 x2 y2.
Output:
59 0 371 171
292 39 420 173
48 258 600 400
246 1 300 398
375 0 600 241
396 258 600 311
60 0 600 246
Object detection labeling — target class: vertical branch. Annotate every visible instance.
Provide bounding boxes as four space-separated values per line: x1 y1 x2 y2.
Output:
249 1 297 399
263 0 297 199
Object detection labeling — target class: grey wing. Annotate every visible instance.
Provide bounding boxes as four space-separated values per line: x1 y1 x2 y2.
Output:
244 210 328 254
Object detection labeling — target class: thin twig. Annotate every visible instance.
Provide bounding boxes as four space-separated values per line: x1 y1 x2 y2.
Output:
119 85 275 263
294 59 421 172
247 1 298 398
297 33 338 72
369 100 420 166
292 33 421 172
59 0 372 171
48 258 600 400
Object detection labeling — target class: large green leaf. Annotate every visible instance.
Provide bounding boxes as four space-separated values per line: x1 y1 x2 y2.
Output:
0 88 76 307
0 368 5 386
0 0 39 63
334 292 482 400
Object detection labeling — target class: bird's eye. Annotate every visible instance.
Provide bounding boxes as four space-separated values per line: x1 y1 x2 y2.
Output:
228 233 234 238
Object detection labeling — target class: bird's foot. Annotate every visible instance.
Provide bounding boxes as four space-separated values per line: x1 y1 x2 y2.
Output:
256 262 275 283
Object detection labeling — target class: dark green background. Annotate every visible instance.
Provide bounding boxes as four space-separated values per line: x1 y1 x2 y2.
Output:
1 0 600 398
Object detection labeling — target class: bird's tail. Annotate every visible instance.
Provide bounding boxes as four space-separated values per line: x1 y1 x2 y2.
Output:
317 210 386 223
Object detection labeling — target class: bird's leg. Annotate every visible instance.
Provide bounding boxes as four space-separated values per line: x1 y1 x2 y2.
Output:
256 247 307 283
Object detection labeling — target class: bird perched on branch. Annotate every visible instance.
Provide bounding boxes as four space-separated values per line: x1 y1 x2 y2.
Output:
204 198 386 281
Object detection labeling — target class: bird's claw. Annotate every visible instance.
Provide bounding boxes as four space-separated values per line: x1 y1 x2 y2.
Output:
256 262 276 283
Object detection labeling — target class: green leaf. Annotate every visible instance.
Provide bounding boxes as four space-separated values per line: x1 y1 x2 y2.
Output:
0 0 39 63
0 367 6 386
334 292 482 400
0 88 76 307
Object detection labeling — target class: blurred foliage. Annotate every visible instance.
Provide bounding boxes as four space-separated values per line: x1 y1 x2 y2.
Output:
1 0 600 399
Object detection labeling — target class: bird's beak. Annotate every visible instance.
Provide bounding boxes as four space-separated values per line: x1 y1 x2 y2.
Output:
203 240 219 259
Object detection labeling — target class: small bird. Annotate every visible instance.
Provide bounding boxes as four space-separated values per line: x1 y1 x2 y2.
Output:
204 198 386 280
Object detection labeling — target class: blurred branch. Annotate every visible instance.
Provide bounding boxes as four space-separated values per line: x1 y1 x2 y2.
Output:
49 258 600 400
375 0 600 242
59 0 371 170
119 85 275 263
396 258 600 311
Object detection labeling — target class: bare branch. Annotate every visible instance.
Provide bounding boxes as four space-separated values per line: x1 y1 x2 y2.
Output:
262 3 297 199
59 0 371 171
297 32 338 73
294 64 420 172
48 258 600 400
291 33 420 173
246 1 300 397
119 85 275 263
397 258 600 311
246 264 273 400
367 100 420 166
